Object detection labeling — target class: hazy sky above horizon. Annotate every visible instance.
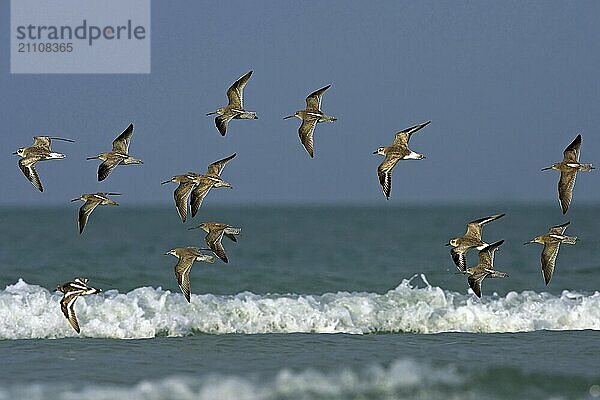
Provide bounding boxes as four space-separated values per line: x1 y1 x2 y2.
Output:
1 1 599 206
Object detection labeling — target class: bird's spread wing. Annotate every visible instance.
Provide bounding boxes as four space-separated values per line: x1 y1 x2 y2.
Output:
112 123 134 153
79 199 101 234
305 84 331 111
468 272 486 298
174 181 196 223
477 249 493 268
18 157 43 192
206 228 228 263
450 248 467 272
298 119 318 158
477 240 503 268
97 157 121 182
464 214 504 240
227 70 252 108
190 181 214 218
465 223 483 241
558 171 577 214
392 121 431 147
207 153 236 176
377 155 400 199
60 292 82 333
33 136 52 151
215 113 235 136
541 242 560 285
549 221 570 235
466 213 505 240
174 255 195 302
563 134 581 163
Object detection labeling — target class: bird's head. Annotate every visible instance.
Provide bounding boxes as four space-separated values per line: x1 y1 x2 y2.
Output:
373 147 386 156
283 111 300 120
164 249 177 257
524 236 542 245
446 238 459 247
541 163 559 171
188 222 210 233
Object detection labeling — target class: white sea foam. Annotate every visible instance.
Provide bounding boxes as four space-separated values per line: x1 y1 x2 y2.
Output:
1 275 599 339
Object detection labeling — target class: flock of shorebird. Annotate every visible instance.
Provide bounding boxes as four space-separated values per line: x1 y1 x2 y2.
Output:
12 71 595 333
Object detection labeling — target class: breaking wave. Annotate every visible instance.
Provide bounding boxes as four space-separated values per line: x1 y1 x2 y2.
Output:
1 275 599 339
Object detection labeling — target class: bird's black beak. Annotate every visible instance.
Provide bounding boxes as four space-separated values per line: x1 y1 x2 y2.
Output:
283 115 294 120
372 151 378 154
50 137 75 143
444 243 450 246
70 198 79 202
187 226 200 230
541 166 552 171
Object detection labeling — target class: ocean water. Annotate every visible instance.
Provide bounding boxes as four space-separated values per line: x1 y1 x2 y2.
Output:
0 205 599 399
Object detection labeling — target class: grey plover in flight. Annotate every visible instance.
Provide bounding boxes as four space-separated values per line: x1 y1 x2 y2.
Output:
165 247 215 302
87 123 143 181
189 221 241 263
541 134 594 214
460 240 508 298
207 71 258 136
162 153 235 222
14 136 74 192
374 121 431 199
71 192 121 234
524 221 578 285
284 84 337 158
446 213 505 272
56 277 102 333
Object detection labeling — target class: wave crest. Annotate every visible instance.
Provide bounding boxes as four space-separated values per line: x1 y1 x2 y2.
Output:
1 275 599 339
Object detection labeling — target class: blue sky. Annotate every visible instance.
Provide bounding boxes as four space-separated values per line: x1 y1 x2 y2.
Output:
1 1 599 205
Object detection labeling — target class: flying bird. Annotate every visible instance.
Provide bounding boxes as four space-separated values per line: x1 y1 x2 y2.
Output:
162 153 235 222
373 121 431 199
446 213 505 272
71 192 121 233
87 123 143 181
284 84 337 158
524 221 578 285
165 247 215 302
56 277 102 333
541 134 594 214
460 240 508 298
188 221 241 263
14 136 74 192
207 71 258 136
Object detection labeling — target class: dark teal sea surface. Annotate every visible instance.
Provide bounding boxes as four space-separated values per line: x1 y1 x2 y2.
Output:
0 205 599 399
